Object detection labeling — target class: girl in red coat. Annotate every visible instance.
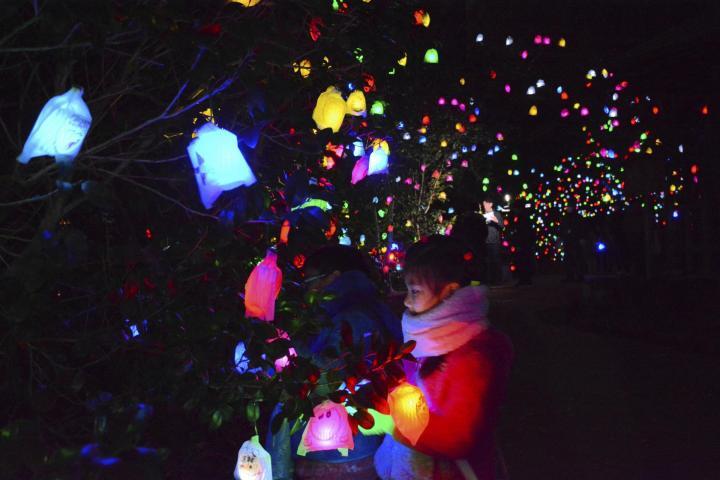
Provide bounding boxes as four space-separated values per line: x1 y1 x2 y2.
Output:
374 235 514 480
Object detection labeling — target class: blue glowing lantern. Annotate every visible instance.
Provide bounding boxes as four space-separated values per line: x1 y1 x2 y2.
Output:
234 341 250 373
596 241 606 252
187 123 256 209
368 147 388 176
18 87 92 164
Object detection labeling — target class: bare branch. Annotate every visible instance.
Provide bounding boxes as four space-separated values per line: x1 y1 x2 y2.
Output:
0 189 58 207
0 16 40 46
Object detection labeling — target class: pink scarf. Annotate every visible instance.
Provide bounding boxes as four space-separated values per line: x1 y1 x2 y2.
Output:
402 285 489 357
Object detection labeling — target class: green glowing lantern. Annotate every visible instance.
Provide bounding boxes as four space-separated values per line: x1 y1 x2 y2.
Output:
370 101 385 115
423 48 439 64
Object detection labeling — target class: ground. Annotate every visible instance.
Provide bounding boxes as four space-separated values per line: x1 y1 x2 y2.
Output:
489 274 719 480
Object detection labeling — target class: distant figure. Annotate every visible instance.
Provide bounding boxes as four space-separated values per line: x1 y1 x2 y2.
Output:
482 195 504 285
374 235 514 480
451 211 489 284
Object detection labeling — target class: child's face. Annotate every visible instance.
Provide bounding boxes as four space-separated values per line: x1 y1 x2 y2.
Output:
403 275 446 315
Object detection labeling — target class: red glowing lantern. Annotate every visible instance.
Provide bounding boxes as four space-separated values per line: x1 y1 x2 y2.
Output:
244 250 282 321
309 17 324 42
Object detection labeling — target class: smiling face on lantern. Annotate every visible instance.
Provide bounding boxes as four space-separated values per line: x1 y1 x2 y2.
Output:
302 400 353 452
234 436 271 480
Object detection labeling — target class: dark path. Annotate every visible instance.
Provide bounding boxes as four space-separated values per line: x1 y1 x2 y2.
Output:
489 275 720 480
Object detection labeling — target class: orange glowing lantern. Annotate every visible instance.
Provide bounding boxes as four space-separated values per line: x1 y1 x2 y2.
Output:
297 401 354 456
244 250 282 321
231 0 262 6
388 383 429 446
279 220 291 245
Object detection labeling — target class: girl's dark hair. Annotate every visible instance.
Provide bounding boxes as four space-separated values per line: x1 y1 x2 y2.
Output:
403 235 472 294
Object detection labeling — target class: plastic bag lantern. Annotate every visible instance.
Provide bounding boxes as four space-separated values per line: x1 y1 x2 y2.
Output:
388 383 429 446
17 87 92 164
234 435 272 480
367 142 389 176
187 123 256 209
345 90 366 116
231 0 262 6
297 400 354 456
244 250 282 321
351 156 369 185
312 87 347 132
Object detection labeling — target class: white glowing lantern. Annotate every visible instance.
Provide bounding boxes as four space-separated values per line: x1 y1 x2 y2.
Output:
187 123 256 209
526 86 536 95
297 401 354 456
505 35 514 46
367 147 388 175
234 435 272 480
17 87 92 164
388 383 429 446
475 33 484 43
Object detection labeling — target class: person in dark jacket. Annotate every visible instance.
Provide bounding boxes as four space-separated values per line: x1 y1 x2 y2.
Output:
267 245 401 480
482 196 504 285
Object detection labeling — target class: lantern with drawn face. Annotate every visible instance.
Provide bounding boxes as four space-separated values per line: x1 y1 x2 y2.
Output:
388 382 429 446
297 400 354 455
234 436 272 480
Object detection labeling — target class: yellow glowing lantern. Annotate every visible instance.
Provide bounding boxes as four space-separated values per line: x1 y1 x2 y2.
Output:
232 0 262 6
558 38 566 47
293 59 312 78
398 53 408 66
529 105 538 116
388 383 429 446
312 87 347 132
440 139 448 147
345 90 366 116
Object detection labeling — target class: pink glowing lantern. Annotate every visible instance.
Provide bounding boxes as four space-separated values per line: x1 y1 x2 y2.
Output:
297 401 354 456
543 36 551 45
351 156 369 184
388 383 429 446
580 107 590 116
560 108 570 118
534 34 542 44
244 250 282 321
461 160 469 167
520 50 528 59
437 97 446 105
504 84 511 93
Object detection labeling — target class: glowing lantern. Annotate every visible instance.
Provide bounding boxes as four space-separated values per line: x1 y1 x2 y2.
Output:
187 123 257 209
234 435 272 480
388 383 429 446
345 90 366 116
534 34 542 44
279 220 290 244
370 100 385 115
476 33 484 43
529 105 538 116
398 53 408 66
368 147 388 175
413 9 430 27
232 0 262 6
423 48 439 64
293 59 312 78
505 36 514 46
18 87 92 164
701 105 709 115
312 87 347 132
244 250 282 321
309 17 323 41
297 401 354 456
351 156 369 184
526 86 536 95
580 107 589 116
690 164 698 175
558 38 566 47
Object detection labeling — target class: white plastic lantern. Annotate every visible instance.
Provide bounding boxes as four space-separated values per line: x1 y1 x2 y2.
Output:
234 435 272 480
297 400 354 456
388 383 429 446
186 123 256 209
367 147 388 175
17 87 92 164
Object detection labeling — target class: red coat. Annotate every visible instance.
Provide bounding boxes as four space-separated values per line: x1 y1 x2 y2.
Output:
375 327 513 480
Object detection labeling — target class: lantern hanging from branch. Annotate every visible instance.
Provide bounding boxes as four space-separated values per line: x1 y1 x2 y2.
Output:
345 90 367 116
367 146 388 176
297 400 354 456
234 435 272 480
17 87 92 164
293 59 312 78
312 87 347 132
388 382 429 446
351 156 369 185
232 0 262 6
186 123 256 209
244 249 282 321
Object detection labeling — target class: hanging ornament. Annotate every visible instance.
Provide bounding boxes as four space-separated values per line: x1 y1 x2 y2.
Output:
413 9 430 27
558 38 567 47
529 105 538 116
186 123 257 209
505 35 514 46
292 59 312 78
368 146 388 175
309 17 324 41
475 33 484 43
351 156 369 184
397 52 408 66
370 100 385 115
423 48 439 64
234 435 272 480
18 87 92 164
231 0 262 5
388 383 429 446
345 90 366 116
244 250 282 321
312 87 347 132
297 401 354 456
